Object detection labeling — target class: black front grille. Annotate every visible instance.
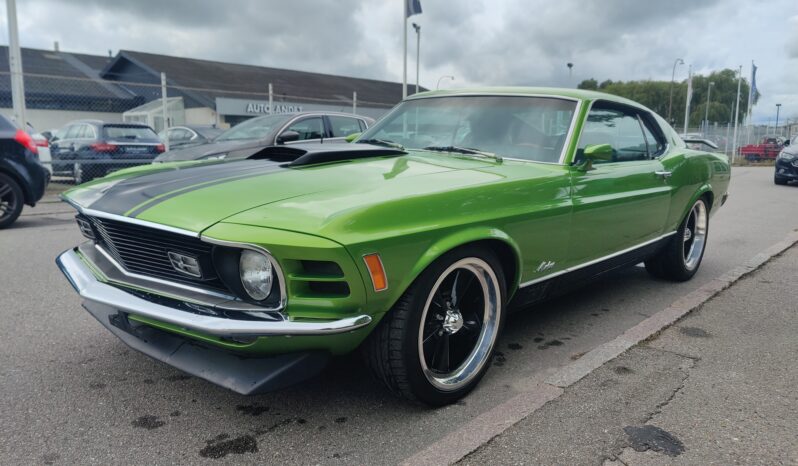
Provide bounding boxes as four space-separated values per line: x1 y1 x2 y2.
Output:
80 214 228 292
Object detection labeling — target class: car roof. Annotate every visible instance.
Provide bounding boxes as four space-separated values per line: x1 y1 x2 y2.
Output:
407 87 645 108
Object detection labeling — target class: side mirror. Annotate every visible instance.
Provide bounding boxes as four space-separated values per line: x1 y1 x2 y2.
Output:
584 143 613 160
344 132 361 143
276 130 300 144
784 139 790 147
581 144 613 170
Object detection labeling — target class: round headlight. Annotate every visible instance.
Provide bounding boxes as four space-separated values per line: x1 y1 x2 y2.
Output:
239 250 273 301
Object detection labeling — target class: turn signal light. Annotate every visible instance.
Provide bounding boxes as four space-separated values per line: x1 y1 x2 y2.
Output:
363 253 388 292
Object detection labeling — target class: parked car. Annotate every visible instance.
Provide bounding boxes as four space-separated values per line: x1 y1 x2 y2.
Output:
774 136 797 185
739 136 784 161
50 120 164 184
158 125 224 149
56 88 730 405
0 115 49 228
153 112 374 163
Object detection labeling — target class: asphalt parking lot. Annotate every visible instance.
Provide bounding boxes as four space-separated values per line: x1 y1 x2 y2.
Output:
1 166 796 465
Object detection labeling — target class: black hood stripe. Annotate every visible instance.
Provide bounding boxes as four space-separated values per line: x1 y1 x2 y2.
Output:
88 160 289 216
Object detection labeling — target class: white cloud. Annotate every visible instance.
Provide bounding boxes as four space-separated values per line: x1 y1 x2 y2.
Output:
1 0 795 123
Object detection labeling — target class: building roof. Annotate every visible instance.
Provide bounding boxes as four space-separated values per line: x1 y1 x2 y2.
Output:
1 46 414 114
0 46 139 112
102 50 416 107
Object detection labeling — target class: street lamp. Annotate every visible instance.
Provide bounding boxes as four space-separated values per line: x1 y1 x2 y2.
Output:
704 81 715 136
412 23 421 94
436 75 454 90
775 103 782 135
667 58 684 122
567 62 574 86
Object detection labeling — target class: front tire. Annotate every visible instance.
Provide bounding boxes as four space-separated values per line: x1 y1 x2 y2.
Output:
364 246 506 406
774 175 788 186
0 173 24 229
645 198 709 281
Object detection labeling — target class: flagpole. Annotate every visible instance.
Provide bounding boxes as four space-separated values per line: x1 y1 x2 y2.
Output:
731 65 742 163
746 60 754 144
683 64 692 135
402 0 408 99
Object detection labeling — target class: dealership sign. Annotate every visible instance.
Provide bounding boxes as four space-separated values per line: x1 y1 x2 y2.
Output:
245 102 303 114
214 97 388 119
215 97 307 116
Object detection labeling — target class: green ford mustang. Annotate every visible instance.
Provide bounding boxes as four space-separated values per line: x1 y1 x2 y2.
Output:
57 88 730 405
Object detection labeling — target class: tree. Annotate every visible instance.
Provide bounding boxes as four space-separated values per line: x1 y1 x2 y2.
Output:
585 69 751 129
577 78 598 90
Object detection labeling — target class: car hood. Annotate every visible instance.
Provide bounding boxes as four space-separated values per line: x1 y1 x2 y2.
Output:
154 139 270 162
62 148 517 235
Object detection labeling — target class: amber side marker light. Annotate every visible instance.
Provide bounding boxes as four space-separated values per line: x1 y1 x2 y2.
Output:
363 253 388 292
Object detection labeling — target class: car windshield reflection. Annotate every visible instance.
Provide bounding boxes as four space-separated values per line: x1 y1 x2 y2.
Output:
358 95 577 163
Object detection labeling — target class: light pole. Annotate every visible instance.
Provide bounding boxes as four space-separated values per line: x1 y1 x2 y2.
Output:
567 62 574 86
668 58 684 123
412 23 421 94
704 81 714 136
436 75 454 90
775 103 782 135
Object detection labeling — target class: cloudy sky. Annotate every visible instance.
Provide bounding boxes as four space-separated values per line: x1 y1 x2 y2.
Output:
2 0 796 123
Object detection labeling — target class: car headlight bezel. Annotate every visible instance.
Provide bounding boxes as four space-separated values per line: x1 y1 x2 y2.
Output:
239 249 273 301
778 150 795 161
210 244 284 309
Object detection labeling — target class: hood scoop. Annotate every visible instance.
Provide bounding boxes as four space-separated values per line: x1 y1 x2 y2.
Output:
248 142 406 167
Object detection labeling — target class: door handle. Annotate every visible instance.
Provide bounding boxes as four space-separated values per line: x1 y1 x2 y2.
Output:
655 171 672 179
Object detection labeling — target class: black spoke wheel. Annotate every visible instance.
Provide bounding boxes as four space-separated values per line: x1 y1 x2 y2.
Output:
0 173 24 229
645 197 709 281
364 246 506 406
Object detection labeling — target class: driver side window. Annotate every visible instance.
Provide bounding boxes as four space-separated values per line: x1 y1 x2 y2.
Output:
284 117 324 141
576 105 651 163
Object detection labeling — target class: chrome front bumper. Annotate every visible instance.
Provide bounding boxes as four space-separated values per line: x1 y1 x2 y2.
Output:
56 247 372 337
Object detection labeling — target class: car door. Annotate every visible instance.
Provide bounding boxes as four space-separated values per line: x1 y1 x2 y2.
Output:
52 125 81 172
568 102 672 266
279 116 327 144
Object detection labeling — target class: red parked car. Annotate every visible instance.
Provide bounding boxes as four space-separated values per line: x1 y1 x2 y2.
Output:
739 137 785 161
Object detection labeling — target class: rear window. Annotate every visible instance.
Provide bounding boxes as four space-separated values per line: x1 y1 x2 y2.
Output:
103 125 158 140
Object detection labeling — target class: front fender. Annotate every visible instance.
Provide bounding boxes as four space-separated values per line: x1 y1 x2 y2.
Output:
352 226 522 318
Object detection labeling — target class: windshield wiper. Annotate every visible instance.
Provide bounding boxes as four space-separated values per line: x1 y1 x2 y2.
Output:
422 145 503 162
357 138 405 150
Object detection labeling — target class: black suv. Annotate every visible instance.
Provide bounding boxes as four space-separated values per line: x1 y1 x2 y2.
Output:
50 120 164 184
0 115 49 228
775 137 797 185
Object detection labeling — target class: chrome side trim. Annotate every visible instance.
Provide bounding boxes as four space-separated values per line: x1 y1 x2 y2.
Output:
62 196 200 238
57 248 372 337
200 236 289 312
519 231 677 288
557 99 583 165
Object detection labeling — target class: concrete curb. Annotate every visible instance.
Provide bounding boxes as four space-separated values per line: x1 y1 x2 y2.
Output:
402 229 798 466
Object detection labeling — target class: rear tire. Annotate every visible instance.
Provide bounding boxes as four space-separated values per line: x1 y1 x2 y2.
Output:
0 173 24 229
645 197 709 282
364 246 506 406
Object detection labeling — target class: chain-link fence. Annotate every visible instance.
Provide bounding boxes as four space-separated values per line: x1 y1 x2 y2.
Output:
2 69 794 182
682 122 793 163
0 70 396 183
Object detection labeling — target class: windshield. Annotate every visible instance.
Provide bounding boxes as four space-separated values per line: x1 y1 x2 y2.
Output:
358 96 577 163
215 114 291 141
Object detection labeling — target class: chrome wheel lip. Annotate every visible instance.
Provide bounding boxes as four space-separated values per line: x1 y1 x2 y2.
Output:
418 257 501 392
683 200 708 271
